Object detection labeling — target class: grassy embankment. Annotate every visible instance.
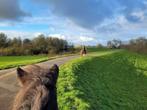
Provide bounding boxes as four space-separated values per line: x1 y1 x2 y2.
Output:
58 50 147 110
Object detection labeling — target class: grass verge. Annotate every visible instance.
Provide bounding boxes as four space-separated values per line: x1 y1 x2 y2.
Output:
58 50 147 110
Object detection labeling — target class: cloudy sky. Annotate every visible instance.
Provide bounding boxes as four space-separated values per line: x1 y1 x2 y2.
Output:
0 0 147 45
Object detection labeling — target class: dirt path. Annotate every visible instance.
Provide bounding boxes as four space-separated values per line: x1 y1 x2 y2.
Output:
0 55 79 110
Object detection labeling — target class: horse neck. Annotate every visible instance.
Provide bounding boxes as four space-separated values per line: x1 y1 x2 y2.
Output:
12 82 49 110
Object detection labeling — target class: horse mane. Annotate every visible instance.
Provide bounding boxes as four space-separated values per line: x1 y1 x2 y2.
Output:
12 76 49 110
12 64 59 110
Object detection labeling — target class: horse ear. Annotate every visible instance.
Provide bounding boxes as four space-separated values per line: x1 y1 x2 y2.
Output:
49 64 59 85
17 67 27 77
49 64 59 79
50 64 59 73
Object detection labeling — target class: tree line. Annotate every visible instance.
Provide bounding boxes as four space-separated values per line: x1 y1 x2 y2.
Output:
0 33 73 56
122 37 147 54
107 37 147 54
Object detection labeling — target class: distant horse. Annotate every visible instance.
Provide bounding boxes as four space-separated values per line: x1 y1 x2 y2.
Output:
80 46 87 56
12 64 59 110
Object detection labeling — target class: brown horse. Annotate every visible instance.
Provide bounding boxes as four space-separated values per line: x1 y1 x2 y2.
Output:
12 64 59 110
80 46 87 56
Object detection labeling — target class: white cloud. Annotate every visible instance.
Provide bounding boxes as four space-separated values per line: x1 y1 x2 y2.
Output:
79 36 95 42
131 11 145 21
0 23 11 27
34 32 43 37
48 34 66 39
23 16 56 25
0 30 41 39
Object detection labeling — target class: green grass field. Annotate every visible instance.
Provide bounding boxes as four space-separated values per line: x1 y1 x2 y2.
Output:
58 50 147 110
0 55 49 70
0 53 76 70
